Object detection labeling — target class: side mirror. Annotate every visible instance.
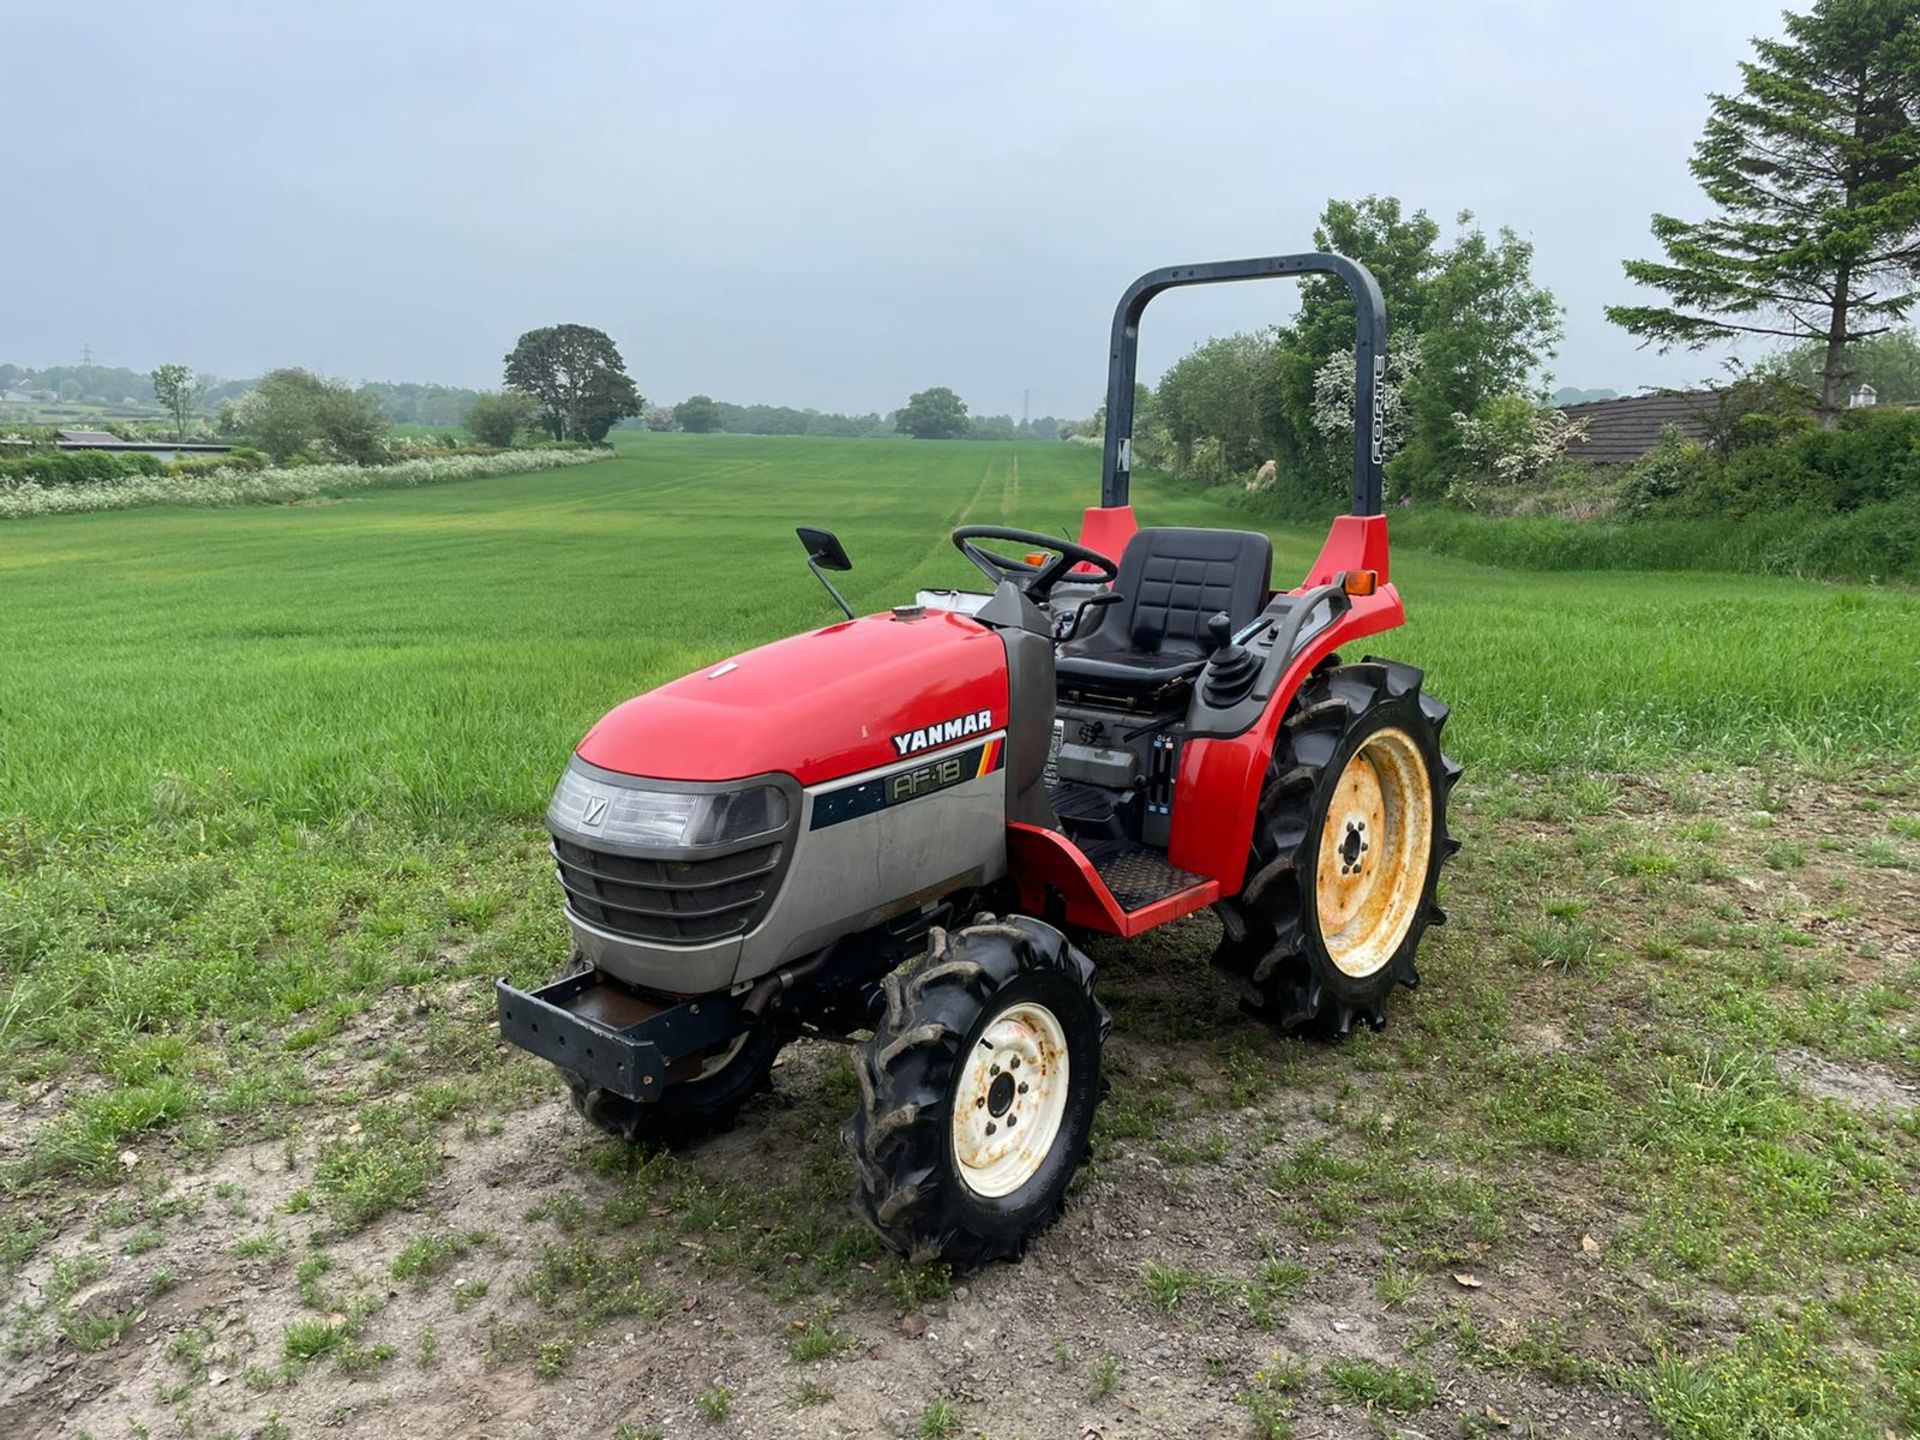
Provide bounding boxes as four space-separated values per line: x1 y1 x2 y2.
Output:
796 526 855 620
796 526 852 572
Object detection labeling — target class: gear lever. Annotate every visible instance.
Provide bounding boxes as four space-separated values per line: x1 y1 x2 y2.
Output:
1202 612 1260 706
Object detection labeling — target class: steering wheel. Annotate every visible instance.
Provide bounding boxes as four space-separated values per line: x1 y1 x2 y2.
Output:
950 525 1118 601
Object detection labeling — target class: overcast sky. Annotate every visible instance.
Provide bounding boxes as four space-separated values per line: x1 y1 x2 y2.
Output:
8 0 1783 417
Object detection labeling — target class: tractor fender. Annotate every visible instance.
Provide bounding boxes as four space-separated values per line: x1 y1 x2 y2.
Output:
1167 517 1406 893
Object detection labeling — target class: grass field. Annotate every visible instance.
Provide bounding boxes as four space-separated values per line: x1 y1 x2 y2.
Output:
2 434 1918 1438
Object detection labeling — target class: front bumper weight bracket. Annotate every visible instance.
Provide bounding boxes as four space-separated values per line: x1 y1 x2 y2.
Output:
495 968 741 1103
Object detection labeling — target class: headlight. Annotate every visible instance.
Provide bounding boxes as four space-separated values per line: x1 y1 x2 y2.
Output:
548 768 790 851
699 785 790 846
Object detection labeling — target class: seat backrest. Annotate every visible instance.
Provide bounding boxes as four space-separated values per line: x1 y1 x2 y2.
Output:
1103 527 1274 657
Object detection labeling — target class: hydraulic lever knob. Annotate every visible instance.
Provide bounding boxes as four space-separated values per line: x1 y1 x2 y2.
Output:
1202 610 1259 706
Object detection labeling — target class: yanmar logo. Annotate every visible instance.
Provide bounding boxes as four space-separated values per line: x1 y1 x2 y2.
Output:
892 709 993 758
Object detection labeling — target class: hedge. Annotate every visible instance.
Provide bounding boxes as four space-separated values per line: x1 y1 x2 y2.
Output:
0 447 610 520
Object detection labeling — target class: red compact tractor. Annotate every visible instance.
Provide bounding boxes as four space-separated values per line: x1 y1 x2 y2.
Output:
498 253 1460 1265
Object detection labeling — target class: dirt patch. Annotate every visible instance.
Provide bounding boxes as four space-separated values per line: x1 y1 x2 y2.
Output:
1778 1048 1919 1115
1 1074 1654 1440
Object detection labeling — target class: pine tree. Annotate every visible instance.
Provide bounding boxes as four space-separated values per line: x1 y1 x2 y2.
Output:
1607 0 1920 420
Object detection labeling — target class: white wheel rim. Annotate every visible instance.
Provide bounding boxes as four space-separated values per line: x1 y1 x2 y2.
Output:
951 1000 1071 1199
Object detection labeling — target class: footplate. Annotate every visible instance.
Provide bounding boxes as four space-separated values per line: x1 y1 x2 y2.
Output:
494 968 741 1102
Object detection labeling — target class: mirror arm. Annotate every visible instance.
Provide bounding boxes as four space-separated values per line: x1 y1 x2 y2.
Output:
807 558 855 621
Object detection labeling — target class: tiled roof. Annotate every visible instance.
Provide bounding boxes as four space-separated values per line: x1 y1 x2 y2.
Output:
1557 392 1712 465
55 428 122 445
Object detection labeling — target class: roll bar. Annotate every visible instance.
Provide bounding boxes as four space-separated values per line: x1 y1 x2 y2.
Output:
1098 253 1388 516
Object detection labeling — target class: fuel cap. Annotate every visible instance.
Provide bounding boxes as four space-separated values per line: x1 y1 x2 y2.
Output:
891 604 927 621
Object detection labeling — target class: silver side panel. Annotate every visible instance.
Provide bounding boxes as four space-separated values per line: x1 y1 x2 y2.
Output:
570 739 1009 993
997 623 1058 827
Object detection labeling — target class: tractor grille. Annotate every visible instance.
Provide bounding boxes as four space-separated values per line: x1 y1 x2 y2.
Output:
552 838 784 945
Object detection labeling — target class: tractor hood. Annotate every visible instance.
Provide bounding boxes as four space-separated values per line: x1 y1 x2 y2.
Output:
576 608 1010 787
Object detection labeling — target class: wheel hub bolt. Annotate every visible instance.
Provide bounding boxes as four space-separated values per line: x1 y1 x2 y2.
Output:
1340 819 1371 874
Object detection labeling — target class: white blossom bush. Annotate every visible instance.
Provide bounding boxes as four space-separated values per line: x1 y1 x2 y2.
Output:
1448 398 1589 509
1311 334 1420 461
0 448 607 521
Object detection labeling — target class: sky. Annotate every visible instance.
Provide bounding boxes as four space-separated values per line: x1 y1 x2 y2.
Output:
5 0 1785 418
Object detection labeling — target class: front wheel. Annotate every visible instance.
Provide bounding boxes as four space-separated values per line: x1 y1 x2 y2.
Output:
555 953 783 1145
846 916 1108 1267
566 1018 781 1144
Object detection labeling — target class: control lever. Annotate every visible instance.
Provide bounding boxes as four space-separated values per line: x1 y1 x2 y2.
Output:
1202 612 1261 707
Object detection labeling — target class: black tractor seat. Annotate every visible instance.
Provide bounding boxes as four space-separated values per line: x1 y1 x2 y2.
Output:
1055 526 1273 698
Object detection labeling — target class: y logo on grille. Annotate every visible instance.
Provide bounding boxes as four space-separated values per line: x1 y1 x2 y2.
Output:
582 795 610 826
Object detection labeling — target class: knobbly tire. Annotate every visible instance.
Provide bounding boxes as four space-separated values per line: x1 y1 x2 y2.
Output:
555 952 782 1146
846 916 1109 1267
1213 657 1460 1035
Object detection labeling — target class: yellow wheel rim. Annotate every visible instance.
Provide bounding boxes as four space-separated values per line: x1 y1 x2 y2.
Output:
1314 727 1432 979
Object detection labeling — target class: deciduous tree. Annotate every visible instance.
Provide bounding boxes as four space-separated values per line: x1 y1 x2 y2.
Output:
311 384 389 465
464 390 534 447
229 369 389 464
503 325 642 441
673 394 722 432
895 386 969 439
150 363 200 439
1760 325 1920 402
1399 217 1563 487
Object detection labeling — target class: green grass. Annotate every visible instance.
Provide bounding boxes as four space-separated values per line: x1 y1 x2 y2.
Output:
390 1228 490 1285
1088 1352 1120 1400
785 1312 860 1363
283 1317 346 1361
916 1398 964 1438
1141 1261 1217 1313
1323 1358 1436 1412
312 1108 437 1229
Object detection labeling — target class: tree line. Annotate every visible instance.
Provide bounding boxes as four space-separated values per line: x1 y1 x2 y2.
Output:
0 362 488 430
655 388 1071 442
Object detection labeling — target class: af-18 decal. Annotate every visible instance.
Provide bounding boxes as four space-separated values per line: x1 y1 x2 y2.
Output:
891 708 994 757
810 738 1005 830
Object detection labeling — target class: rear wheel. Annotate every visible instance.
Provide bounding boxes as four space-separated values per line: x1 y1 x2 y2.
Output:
1213 658 1460 1033
846 916 1108 1267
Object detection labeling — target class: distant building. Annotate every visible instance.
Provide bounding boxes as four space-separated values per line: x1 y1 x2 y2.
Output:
55 428 232 464
1555 392 1713 465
